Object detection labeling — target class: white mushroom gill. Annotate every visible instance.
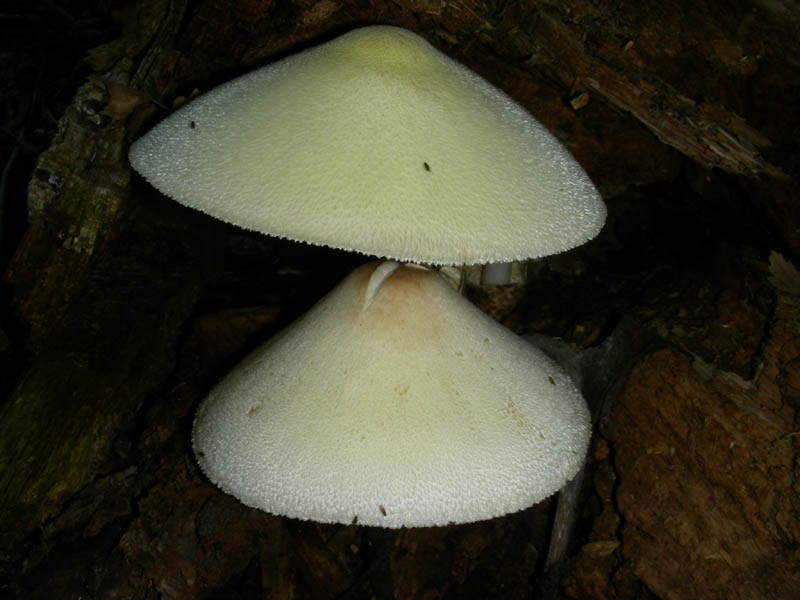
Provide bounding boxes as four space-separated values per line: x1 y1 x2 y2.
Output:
192 262 590 527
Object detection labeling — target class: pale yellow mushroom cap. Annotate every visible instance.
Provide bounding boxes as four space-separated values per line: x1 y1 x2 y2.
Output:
192 262 591 527
130 26 606 265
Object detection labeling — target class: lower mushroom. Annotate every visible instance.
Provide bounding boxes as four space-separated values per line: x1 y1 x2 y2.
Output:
193 261 590 528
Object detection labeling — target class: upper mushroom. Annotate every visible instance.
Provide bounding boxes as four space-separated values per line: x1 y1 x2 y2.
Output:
129 25 606 265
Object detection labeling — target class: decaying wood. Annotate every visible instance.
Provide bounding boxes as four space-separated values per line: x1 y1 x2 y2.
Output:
2 0 800 598
0 0 194 549
536 9 783 179
0 208 207 549
5 0 190 344
491 1 788 179
581 67 784 179
565 278 800 599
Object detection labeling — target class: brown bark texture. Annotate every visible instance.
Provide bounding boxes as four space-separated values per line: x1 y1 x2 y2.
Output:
565 287 800 600
1 0 799 599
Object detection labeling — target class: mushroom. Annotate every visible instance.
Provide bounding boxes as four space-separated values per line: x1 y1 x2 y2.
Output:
193 261 590 527
129 26 605 266
128 26 607 526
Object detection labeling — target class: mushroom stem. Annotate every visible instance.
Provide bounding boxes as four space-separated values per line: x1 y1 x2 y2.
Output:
437 265 467 293
364 260 402 309
480 261 514 285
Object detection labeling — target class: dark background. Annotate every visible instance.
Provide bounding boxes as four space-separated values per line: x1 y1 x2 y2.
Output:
1 1 798 598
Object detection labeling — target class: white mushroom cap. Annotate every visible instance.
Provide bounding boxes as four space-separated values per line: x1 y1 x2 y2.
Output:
193 262 590 527
130 26 606 265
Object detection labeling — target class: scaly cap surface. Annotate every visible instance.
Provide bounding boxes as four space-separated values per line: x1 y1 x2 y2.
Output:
130 26 606 265
193 262 591 527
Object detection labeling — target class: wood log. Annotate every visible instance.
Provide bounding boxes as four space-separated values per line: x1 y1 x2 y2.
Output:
1 1 799 598
565 268 800 600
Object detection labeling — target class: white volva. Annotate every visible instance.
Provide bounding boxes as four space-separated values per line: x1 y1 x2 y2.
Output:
129 26 606 265
193 262 590 527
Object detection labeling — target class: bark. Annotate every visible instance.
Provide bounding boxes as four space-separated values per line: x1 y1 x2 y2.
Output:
566 289 800 598
1 0 799 598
